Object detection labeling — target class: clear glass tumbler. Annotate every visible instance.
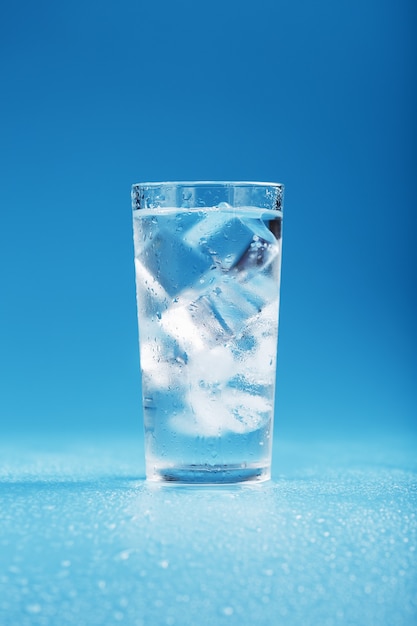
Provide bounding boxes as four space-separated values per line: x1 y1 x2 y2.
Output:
132 181 284 483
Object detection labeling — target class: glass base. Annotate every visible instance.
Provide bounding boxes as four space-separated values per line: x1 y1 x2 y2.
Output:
147 464 271 485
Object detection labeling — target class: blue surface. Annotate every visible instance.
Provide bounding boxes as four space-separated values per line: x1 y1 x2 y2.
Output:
1 435 416 625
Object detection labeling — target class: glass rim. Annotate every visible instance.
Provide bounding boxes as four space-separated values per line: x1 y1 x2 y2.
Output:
132 180 284 190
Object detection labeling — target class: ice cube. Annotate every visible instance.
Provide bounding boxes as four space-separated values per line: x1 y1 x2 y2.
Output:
241 216 277 245
135 258 170 319
188 345 235 386
203 279 261 336
171 383 272 436
137 225 212 298
182 210 233 249
234 218 280 275
159 271 278 357
160 303 206 352
168 345 235 437
183 213 259 270
170 394 228 437
237 302 279 383
192 271 275 343
167 333 273 436
239 272 280 311
223 387 272 431
180 215 280 335
159 291 236 353
160 300 278 436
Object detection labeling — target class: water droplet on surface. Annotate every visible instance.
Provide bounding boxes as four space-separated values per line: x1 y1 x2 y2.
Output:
222 606 234 616
113 610 124 621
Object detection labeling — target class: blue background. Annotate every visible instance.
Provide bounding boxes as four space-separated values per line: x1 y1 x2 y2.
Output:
1 0 416 439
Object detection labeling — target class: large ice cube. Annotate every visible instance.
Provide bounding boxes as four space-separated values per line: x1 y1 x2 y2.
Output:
203 279 261 337
171 335 273 437
136 213 212 297
183 212 278 272
158 272 278 357
135 258 170 319
224 388 272 431
162 289 258 357
188 345 235 386
171 383 272 436
180 215 280 337
160 303 205 352
189 270 277 343
235 301 279 384
239 272 280 311
234 217 280 275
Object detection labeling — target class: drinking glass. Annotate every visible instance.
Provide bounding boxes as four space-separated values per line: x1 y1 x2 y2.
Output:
132 181 284 483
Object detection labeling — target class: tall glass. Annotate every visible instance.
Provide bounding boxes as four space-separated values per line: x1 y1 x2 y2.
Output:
132 182 284 483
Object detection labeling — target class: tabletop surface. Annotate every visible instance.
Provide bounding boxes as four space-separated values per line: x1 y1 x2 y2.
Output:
1 432 416 626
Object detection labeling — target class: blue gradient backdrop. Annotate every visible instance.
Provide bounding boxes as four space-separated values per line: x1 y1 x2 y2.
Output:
1 0 416 439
